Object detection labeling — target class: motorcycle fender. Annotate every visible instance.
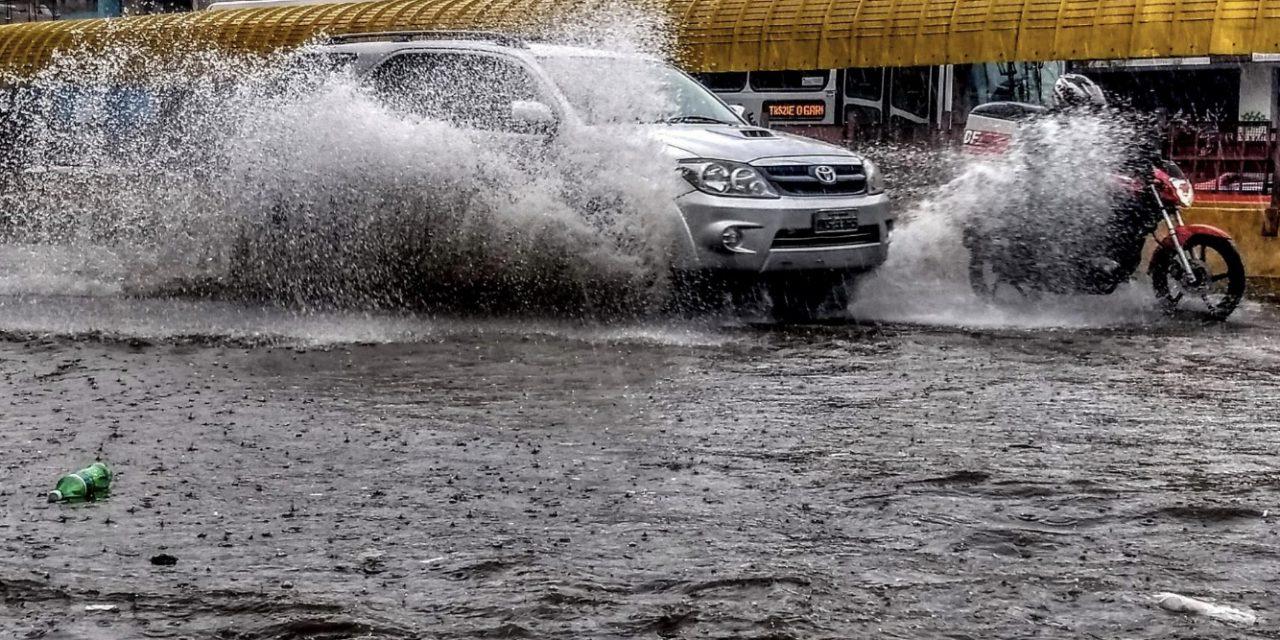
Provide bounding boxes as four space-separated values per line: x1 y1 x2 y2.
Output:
1156 223 1233 249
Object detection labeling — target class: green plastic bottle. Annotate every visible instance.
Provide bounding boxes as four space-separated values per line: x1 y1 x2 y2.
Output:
47 462 112 503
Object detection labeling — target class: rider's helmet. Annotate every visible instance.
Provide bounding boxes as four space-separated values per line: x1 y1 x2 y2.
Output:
1051 73 1107 110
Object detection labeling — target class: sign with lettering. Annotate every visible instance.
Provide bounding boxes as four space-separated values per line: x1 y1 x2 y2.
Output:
764 100 827 121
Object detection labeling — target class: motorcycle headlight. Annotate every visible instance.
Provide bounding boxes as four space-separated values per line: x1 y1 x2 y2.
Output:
1172 178 1194 207
863 159 885 195
678 159 779 198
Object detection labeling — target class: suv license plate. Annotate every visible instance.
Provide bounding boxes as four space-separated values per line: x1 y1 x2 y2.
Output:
813 209 859 234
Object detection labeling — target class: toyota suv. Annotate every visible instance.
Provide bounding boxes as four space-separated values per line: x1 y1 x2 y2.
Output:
311 31 893 319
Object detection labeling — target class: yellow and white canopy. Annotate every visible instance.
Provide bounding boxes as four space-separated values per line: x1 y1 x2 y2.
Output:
1 0 1280 75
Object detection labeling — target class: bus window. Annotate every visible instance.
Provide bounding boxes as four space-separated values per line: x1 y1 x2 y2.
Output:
749 70 829 92
845 68 883 102
693 72 747 93
371 52 542 132
844 68 886 135
890 66 932 123
844 104 884 135
967 62 1064 106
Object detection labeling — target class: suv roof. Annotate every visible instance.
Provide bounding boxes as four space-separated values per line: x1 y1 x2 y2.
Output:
526 42 657 62
326 30 527 48
311 29 657 63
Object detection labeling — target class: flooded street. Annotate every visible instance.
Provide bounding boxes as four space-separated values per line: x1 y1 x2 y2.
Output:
1 0 1279 637
2 297 1278 639
0 22 1273 639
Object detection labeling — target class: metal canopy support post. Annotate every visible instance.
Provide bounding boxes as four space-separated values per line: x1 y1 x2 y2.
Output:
1268 66 1280 236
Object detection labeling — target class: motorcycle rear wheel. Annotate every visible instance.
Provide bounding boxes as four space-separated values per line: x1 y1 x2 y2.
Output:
968 246 1040 302
968 248 998 299
1150 234 1246 321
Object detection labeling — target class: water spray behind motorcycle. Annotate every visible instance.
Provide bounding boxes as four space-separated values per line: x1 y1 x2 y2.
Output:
960 104 1246 321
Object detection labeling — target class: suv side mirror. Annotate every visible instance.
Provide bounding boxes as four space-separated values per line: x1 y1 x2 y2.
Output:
730 104 747 118
510 100 557 134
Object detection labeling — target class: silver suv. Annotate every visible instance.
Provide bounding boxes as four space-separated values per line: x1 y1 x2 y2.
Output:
316 32 893 318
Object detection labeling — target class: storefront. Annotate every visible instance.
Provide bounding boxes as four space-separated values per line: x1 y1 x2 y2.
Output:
1078 57 1277 198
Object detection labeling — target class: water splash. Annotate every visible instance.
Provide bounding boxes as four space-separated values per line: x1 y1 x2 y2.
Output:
852 112 1177 329
0 9 685 318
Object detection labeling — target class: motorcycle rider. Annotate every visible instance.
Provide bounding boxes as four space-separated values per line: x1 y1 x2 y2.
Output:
1049 73 1107 112
988 73 1116 288
1037 73 1163 283
1050 73 1164 173
964 71 1244 316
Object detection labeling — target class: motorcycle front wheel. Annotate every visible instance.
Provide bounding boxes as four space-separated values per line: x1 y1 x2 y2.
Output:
1150 234 1246 321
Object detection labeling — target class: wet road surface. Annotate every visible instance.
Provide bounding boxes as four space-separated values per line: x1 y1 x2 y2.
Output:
2 298 1279 639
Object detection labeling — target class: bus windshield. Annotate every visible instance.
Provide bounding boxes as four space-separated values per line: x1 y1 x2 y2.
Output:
537 56 742 126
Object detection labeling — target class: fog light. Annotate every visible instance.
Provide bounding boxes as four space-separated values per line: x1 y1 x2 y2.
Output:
720 226 745 250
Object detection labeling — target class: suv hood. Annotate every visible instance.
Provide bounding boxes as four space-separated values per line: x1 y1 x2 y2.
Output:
648 125 861 164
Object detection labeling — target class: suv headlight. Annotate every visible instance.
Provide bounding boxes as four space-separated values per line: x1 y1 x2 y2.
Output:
864 159 885 195
679 159 779 198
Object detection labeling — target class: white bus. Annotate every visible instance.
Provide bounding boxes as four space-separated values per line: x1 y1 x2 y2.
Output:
697 62 1064 142
692 69 838 128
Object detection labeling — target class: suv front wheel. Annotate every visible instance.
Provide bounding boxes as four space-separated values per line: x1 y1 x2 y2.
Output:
766 272 854 323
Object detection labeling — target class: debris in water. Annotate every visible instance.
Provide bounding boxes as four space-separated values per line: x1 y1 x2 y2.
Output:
47 462 112 503
149 553 179 566
84 604 118 612
1154 592 1257 625
359 549 386 575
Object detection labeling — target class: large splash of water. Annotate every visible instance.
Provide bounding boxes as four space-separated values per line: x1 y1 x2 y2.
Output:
852 112 1181 328
0 17 1228 333
0 10 684 317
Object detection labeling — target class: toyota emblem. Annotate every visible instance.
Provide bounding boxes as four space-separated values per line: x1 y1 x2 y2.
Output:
813 165 838 184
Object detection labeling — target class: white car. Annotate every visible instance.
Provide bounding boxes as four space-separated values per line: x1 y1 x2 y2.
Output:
312 31 894 318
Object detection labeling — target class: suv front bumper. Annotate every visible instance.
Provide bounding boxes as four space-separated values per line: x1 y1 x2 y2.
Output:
672 190 893 273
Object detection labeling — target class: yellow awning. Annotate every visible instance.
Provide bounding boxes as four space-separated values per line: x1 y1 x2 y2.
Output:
3 0 1280 76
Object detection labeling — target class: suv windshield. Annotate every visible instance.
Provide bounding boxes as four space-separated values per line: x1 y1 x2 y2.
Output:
537 56 741 126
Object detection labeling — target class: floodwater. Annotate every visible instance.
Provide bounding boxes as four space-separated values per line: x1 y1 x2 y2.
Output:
1 294 1278 639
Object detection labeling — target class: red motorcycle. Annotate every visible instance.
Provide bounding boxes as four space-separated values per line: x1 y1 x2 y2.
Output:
962 102 1246 321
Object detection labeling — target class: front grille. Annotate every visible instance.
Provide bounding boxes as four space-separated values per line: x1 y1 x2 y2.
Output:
760 164 867 196
771 224 881 249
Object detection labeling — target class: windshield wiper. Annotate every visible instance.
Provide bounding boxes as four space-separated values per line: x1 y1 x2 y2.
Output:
665 115 734 125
